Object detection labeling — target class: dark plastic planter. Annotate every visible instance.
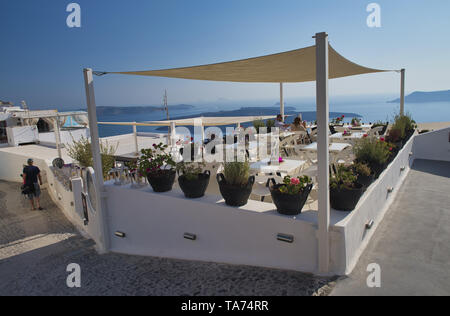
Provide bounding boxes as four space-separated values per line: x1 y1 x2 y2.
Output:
330 183 364 211
356 173 374 189
217 173 255 207
270 182 313 215
178 170 210 198
147 169 176 193
370 162 388 179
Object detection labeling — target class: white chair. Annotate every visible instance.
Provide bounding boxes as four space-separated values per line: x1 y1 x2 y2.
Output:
368 126 384 138
251 174 284 202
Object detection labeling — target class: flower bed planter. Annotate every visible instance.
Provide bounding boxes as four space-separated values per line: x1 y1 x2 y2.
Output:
217 173 255 207
270 183 313 215
330 183 364 211
178 170 210 198
147 170 176 193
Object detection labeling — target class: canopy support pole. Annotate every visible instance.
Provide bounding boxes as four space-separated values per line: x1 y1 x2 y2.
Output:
53 117 62 159
315 32 330 275
83 68 110 253
400 68 405 116
280 83 284 121
133 122 139 156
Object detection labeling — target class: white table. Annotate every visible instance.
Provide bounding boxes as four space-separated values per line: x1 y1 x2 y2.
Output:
330 132 365 143
250 158 306 176
299 142 352 164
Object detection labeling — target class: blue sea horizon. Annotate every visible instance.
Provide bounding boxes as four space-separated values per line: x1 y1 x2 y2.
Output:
96 96 450 137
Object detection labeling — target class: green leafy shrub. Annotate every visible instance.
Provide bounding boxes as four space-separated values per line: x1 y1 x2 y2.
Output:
353 162 371 176
176 161 206 181
392 113 416 139
330 165 358 190
266 119 275 129
223 161 250 186
278 175 312 195
66 136 117 178
387 128 402 143
253 120 265 133
138 143 176 177
353 137 391 167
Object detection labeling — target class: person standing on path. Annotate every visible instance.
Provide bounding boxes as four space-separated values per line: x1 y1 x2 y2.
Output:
22 158 44 211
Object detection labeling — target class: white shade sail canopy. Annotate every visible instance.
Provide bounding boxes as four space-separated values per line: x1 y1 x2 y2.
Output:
99 45 392 83
98 115 277 127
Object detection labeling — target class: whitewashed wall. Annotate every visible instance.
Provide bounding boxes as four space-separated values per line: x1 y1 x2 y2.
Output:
412 127 450 162
105 185 319 273
38 128 90 147
330 135 415 275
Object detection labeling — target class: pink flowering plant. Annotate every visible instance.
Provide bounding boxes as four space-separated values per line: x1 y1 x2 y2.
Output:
278 175 312 195
137 143 176 177
331 115 345 125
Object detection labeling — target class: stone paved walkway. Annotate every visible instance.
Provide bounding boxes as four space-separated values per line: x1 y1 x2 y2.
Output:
0 180 335 296
331 159 450 296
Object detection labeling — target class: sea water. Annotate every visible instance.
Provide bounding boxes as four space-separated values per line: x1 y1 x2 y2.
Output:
97 97 450 138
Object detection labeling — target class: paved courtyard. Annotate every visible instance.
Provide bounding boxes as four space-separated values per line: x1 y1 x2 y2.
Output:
331 160 450 296
0 180 335 296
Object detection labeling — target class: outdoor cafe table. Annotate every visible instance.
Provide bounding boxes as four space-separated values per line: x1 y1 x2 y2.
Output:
336 124 372 132
299 142 352 164
330 132 365 143
250 158 306 176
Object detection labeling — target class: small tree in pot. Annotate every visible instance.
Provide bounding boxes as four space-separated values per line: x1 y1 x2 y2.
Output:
138 143 176 192
217 161 255 207
270 175 313 215
330 165 364 211
176 161 210 198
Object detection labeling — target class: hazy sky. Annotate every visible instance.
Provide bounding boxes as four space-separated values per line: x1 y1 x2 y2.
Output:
1 0 449 109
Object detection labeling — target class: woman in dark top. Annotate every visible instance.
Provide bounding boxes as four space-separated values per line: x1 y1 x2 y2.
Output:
23 158 43 211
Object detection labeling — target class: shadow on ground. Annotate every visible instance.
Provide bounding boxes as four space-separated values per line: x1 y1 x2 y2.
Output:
0 180 336 296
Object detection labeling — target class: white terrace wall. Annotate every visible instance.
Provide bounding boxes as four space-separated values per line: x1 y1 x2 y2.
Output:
330 134 415 275
105 185 319 273
38 128 90 148
411 127 450 162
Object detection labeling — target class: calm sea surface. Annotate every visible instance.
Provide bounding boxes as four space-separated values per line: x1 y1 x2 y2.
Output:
97 98 450 137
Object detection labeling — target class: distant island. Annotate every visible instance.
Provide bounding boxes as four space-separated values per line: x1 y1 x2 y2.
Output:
388 90 450 103
94 104 194 116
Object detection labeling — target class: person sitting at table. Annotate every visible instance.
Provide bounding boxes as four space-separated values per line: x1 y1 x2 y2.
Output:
291 117 307 132
275 114 290 131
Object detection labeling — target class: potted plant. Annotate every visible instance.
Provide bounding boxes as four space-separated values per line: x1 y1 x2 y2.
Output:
176 161 210 198
330 165 364 211
66 136 117 181
353 137 391 178
352 162 374 189
217 161 255 206
331 115 345 126
253 119 266 134
392 113 416 143
270 175 313 215
138 143 176 192
351 117 362 127
266 119 275 133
